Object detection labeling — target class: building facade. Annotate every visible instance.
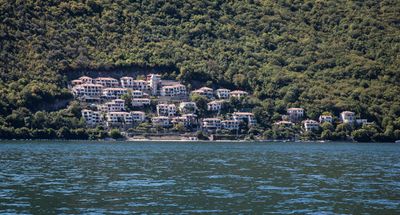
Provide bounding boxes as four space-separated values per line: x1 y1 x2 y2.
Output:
207 100 224 111
303 119 320 131
229 90 248 99
102 88 128 99
232 112 256 126
151 116 170 127
215 88 231 99
287 108 304 122
94 77 119 87
319 115 333 124
340 111 355 124
160 84 187 97
157 104 177 116
81 109 102 125
132 98 151 107
202 118 222 130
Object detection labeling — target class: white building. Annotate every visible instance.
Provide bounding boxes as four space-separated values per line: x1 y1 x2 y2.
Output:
132 98 151 107
303 119 320 132
148 74 161 95
192 87 214 98
274 120 294 127
102 88 128 99
98 99 125 112
232 112 256 126
172 114 198 127
222 120 239 130
157 104 176 116
105 112 133 126
207 100 224 111
94 77 119 87
215 88 231 99
287 108 304 122
120 77 134 88
179 102 197 113
182 114 198 125
160 84 187 97
229 90 248 99
171 116 191 126
319 115 333 124
340 111 355 124
130 111 146 123
131 90 144 98
72 83 103 97
151 116 170 127
356 119 368 125
81 109 102 125
121 77 147 90
71 76 94 86
133 80 149 91
202 118 222 130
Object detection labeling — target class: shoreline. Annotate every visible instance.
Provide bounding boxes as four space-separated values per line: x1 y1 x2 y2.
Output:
0 139 398 144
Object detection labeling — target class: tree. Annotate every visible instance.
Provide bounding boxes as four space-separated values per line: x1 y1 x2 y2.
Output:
109 129 123 139
190 94 209 117
351 129 371 142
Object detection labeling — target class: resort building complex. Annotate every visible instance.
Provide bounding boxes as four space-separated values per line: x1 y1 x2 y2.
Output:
71 74 372 138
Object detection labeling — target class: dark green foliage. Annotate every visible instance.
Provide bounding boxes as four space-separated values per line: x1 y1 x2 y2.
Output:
1 0 400 141
109 129 123 139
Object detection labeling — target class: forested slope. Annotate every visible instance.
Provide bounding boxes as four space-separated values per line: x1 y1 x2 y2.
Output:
1 0 400 140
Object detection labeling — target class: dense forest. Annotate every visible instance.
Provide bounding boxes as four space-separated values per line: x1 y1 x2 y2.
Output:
1 0 400 141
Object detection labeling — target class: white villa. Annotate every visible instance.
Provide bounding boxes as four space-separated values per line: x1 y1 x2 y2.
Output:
71 76 94 86
120 77 148 90
130 111 146 123
182 114 197 124
132 98 151 107
102 88 128 99
202 118 222 130
229 90 248 99
132 80 149 91
192 87 214 98
81 109 102 125
160 84 187 97
319 115 333 124
94 77 119 87
287 108 304 122
274 120 294 127
72 83 103 97
98 99 125 112
222 120 239 130
356 119 368 125
215 88 230 99
131 90 144 98
303 119 320 131
105 111 133 126
340 111 355 124
151 116 170 127
171 116 192 126
157 104 177 116
233 112 256 126
207 100 224 111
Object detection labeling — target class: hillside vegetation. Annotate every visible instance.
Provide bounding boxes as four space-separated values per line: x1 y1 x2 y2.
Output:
1 0 400 141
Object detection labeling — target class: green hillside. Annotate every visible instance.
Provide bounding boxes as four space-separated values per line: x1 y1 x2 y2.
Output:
1 0 400 141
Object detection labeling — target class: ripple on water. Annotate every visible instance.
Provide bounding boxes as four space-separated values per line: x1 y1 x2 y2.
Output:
206 174 252 181
108 179 176 188
257 185 297 191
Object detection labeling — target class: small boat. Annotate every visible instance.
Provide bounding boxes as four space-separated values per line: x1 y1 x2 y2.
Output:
395 140 400 143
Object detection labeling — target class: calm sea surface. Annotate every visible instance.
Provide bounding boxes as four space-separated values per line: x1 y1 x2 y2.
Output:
0 141 400 214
